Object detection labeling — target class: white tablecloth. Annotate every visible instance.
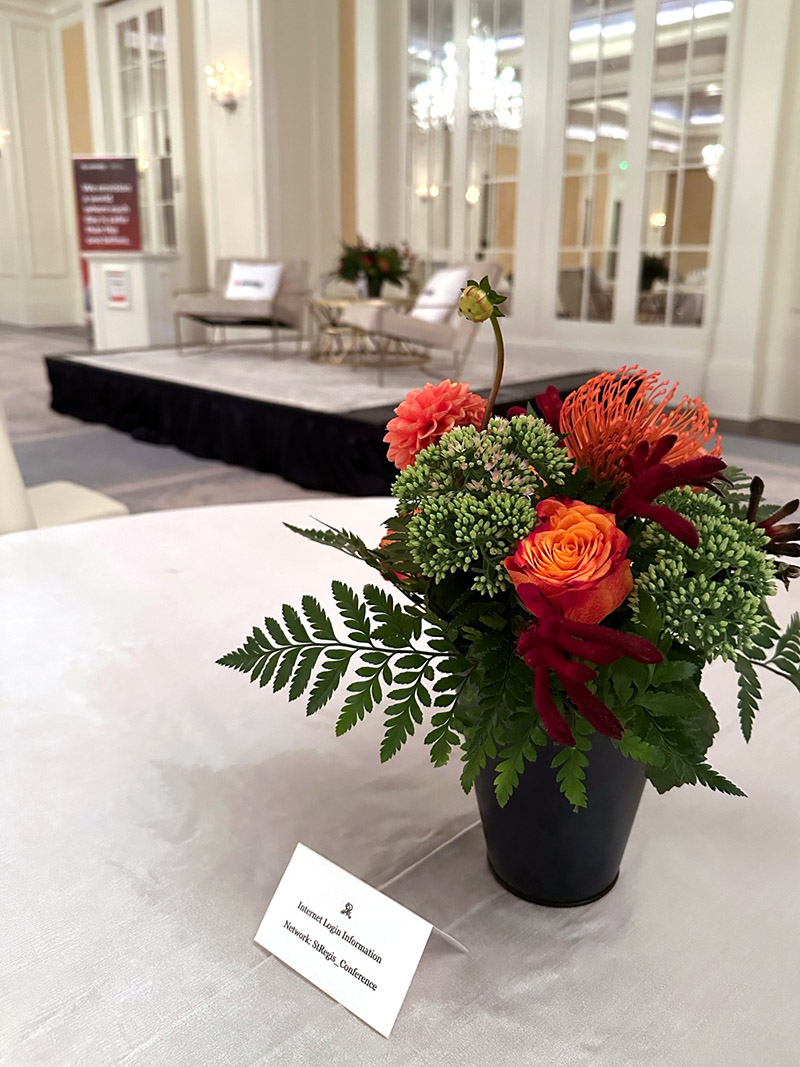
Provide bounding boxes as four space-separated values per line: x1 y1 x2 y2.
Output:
3 498 800 1066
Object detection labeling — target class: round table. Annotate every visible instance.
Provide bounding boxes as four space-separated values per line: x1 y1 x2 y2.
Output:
3 498 799 1065
307 295 415 365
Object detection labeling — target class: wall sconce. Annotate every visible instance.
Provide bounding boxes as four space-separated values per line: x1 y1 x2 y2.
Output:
137 154 150 173
204 62 250 112
649 211 667 229
0 127 10 157
465 184 480 205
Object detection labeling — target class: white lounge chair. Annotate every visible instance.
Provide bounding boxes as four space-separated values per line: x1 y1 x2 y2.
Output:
173 258 310 351
0 406 128 535
339 262 501 383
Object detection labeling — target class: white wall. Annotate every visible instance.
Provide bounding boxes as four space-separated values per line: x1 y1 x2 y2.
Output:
0 1 82 326
192 0 267 266
261 0 342 284
755 0 800 424
355 0 405 247
191 0 341 287
704 0 795 420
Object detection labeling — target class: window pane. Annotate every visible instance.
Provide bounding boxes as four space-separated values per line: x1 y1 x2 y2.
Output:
462 0 523 287
146 8 165 56
676 168 715 244
648 92 684 163
429 184 451 252
407 0 455 277
691 3 731 80
121 67 142 119
587 249 615 320
639 0 734 327
560 174 592 247
558 254 587 319
493 181 517 250
558 0 634 322
149 60 167 111
117 18 139 68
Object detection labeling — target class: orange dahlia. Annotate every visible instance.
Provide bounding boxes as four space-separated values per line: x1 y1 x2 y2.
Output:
558 366 721 486
384 380 486 470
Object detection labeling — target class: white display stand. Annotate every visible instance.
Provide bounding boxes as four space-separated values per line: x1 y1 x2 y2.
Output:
86 252 178 351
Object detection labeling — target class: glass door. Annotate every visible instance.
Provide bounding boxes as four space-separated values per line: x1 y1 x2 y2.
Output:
107 1 177 251
552 0 736 331
406 0 524 294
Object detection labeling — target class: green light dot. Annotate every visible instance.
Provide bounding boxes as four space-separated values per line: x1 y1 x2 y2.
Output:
619 160 629 170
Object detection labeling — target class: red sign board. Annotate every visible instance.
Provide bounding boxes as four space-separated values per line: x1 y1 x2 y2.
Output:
73 156 142 253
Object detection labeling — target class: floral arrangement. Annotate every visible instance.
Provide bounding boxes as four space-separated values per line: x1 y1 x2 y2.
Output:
335 237 413 296
220 279 800 810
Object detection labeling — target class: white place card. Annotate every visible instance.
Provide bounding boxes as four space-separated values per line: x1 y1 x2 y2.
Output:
254 843 433 1037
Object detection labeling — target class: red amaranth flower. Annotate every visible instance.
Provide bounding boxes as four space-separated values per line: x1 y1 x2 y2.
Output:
534 385 563 435
747 476 800 558
515 586 662 746
612 435 728 548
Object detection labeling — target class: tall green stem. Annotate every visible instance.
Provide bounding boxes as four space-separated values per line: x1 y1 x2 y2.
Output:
480 314 505 431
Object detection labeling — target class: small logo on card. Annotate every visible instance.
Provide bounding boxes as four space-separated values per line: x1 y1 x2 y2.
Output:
341 902 354 919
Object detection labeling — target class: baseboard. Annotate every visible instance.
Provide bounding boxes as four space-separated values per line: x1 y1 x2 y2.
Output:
717 416 800 444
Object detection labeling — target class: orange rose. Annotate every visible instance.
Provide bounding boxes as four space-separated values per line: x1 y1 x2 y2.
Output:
504 498 633 624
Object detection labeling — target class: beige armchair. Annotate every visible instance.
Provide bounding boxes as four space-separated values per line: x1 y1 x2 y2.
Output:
0 406 128 535
173 258 309 351
340 262 501 383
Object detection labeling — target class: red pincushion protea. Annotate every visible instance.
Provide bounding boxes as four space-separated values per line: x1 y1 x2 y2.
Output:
384 379 486 470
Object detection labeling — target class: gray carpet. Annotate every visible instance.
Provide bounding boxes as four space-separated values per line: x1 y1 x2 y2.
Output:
1 325 329 512
2 323 799 516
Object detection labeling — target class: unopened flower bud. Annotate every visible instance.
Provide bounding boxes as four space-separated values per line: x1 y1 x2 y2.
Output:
458 284 493 323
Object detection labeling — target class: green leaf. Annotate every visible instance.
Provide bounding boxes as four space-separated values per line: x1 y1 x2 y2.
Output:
491 715 545 808
770 613 800 675
650 661 697 685
272 646 301 693
635 587 664 644
264 616 288 646
634 682 722 793
285 521 386 572
332 581 370 643
282 604 309 644
694 762 746 797
735 656 760 742
614 730 664 765
288 647 323 702
258 652 281 689
301 595 336 641
423 697 463 768
551 716 592 811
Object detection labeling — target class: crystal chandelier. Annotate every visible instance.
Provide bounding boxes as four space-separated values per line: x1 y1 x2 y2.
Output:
411 31 522 131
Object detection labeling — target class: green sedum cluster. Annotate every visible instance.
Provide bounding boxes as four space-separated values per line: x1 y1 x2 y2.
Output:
631 487 776 659
405 491 536 595
392 415 572 595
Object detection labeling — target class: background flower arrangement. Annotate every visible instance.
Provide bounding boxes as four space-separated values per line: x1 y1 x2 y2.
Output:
335 237 414 298
220 282 800 811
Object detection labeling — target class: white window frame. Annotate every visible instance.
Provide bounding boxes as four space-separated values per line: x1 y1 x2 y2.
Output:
404 0 525 287
104 0 187 255
534 0 743 358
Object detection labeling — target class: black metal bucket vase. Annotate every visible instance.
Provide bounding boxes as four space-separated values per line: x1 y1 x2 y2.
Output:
474 734 646 907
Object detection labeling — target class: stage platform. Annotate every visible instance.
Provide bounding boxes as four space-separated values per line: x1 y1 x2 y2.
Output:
46 344 594 496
